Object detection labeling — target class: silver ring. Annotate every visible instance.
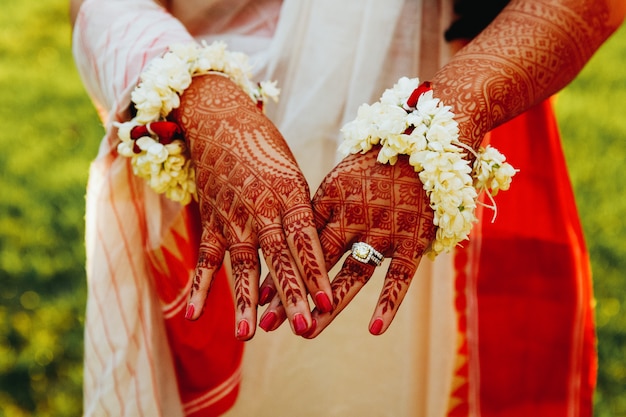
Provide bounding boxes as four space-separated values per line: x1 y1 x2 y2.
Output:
351 242 384 266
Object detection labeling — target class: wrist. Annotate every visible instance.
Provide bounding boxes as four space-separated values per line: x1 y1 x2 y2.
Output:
430 70 491 151
114 41 280 205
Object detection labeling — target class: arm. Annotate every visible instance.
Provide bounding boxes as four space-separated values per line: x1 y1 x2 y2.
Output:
435 0 626 149
303 0 625 337
70 0 332 338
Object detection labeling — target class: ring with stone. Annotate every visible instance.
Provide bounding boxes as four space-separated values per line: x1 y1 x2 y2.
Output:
351 242 384 266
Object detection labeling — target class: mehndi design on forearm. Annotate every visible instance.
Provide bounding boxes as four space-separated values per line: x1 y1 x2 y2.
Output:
434 0 614 149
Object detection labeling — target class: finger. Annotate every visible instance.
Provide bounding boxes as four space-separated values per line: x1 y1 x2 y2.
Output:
186 225 227 321
258 224 312 336
367 255 421 335
311 180 335 230
230 243 262 340
283 205 333 313
258 292 288 332
258 273 277 306
318 223 351 270
303 255 377 338
311 185 347 269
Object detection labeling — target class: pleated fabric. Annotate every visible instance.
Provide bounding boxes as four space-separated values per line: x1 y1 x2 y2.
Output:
447 99 596 417
74 1 243 415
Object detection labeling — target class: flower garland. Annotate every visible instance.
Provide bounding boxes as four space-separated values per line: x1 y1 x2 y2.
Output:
116 41 280 205
339 77 517 257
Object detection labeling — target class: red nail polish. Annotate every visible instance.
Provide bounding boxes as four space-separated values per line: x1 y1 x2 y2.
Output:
314 292 333 313
302 319 317 338
293 313 308 335
236 320 249 338
184 304 195 320
259 311 277 332
369 318 384 335
259 286 273 305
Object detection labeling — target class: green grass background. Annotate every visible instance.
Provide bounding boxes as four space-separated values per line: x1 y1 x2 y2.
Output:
0 1 624 415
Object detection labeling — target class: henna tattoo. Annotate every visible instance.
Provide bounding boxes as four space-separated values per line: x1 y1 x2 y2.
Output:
282 206 315 232
313 147 435 318
259 225 304 306
293 233 323 288
192 239 224 294
230 246 259 315
330 258 373 306
345 203 367 226
316 148 434 257
172 74 325 321
371 207 392 231
318 226 346 267
433 0 616 149
283 208 324 288
369 178 392 201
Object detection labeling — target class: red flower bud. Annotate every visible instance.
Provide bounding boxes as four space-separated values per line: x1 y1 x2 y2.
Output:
406 81 433 108
150 121 182 145
130 125 149 140
130 121 182 144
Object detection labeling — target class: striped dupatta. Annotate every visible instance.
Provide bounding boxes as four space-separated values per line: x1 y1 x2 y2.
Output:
74 1 243 415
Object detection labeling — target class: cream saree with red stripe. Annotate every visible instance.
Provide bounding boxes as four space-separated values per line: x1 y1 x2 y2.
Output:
74 1 243 416
73 0 595 415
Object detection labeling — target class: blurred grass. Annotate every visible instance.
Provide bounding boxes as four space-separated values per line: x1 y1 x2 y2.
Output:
0 1 624 416
0 0 101 415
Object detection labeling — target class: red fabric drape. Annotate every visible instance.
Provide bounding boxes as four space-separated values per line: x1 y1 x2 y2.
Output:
149 204 244 416
468 99 597 416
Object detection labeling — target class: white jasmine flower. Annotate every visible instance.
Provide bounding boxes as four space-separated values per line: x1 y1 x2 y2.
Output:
117 41 280 205
145 141 168 164
259 80 280 102
169 43 200 65
117 141 135 158
164 154 186 174
474 145 518 195
131 84 163 123
338 76 516 257
380 76 418 106
164 140 186 156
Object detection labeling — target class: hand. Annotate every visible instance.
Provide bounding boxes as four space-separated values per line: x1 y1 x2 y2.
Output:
305 147 436 337
172 74 332 339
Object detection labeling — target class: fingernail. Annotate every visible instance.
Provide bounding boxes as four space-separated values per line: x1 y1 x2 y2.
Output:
302 319 317 338
293 313 308 335
259 286 274 305
259 311 278 332
314 291 333 313
369 318 384 335
184 303 195 320
236 320 250 338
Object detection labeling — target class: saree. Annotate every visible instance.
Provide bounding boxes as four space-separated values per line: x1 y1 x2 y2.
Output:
72 0 595 415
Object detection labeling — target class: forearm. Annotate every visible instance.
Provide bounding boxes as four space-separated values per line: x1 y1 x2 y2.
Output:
433 0 625 148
